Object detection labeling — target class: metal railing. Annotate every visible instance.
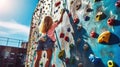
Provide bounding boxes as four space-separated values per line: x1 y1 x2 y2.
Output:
0 36 26 48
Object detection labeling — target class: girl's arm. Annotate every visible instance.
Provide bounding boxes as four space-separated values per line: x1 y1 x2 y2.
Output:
57 9 65 24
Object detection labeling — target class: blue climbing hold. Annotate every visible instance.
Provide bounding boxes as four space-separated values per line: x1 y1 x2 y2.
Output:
67 27 71 32
89 54 101 64
84 16 90 21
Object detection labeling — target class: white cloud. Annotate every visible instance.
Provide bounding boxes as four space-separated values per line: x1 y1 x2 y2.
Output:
0 20 30 37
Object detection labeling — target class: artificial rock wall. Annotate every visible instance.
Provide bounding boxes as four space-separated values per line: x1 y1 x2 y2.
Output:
26 0 120 67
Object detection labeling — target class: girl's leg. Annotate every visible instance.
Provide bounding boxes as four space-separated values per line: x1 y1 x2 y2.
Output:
34 50 42 67
45 49 52 67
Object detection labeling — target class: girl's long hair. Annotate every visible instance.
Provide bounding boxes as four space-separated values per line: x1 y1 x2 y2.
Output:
39 16 53 33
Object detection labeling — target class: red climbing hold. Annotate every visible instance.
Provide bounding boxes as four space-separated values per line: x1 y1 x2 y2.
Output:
52 64 55 67
90 31 96 38
65 58 69 64
60 33 65 38
68 13 71 17
115 1 120 7
107 18 115 26
55 1 61 7
74 18 79 24
64 36 69 42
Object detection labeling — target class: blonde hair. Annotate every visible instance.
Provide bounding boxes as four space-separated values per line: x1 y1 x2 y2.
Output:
39 16 53 33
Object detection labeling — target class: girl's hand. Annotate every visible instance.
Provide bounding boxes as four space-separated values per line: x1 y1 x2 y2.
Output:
61 9 65 15
58 9 66 23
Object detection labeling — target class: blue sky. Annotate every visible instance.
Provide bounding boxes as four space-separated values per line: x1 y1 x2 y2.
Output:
0 0 38 42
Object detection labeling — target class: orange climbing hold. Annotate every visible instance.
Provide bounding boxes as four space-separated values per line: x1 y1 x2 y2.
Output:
98 31 110 43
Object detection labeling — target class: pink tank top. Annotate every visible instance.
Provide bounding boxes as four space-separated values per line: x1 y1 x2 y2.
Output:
47 22 58 42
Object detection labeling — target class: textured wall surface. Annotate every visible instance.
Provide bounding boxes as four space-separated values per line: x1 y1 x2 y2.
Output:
26 0 120 67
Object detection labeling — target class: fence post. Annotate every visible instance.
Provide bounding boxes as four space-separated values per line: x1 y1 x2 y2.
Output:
6 38 9 46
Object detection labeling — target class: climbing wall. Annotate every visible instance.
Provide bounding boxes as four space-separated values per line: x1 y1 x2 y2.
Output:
26 0 120 67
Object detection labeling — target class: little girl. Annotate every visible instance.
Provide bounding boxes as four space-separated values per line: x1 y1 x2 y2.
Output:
34 10 65 67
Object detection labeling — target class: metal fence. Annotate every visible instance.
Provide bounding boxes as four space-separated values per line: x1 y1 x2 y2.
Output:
0 37 26 48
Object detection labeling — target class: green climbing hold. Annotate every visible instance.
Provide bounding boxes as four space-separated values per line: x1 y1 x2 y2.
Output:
70 57 75 64
69 44 74 49
40 62 43 66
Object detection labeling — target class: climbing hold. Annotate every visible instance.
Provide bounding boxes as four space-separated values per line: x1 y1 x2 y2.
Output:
69 43 74 49
74 17 79 24
60 33 65 38
68 13 72 17
94 0 101 2
77 38 81 43
52 64 55 67
70 57 75 64
64 36 69 42
76 4 81 10
65 58 70 64
43 11 45 13
83 44 89 51
93 57 101 64
86 8 93 12
40 62 43 66
43 6 44 9
70 1 74 5
63 3 66 7
89 54 101 64
84 16 90 21
90 31 97 38
56 10 58 13
115 1 120 7
107 60 114 67
95 12 107 22
54 11 56 14
107 18 115 26
67 27 71 32
78 63 83 67
55 1 61 7
48 3 50 5
58 50 65 59
77 25 82 31
98 31 110 43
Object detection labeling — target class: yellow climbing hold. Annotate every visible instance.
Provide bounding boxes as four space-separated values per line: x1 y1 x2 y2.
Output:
98 31 110 43
107 60 114 67
58 50 65 59
95 12 106 22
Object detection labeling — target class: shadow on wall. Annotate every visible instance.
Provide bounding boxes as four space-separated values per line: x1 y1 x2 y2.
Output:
65 9 105 67
113 20 120 26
